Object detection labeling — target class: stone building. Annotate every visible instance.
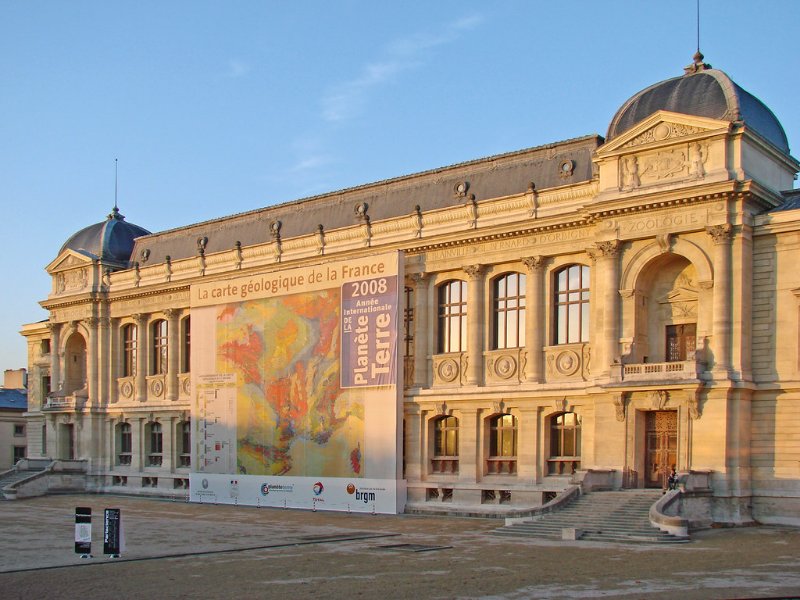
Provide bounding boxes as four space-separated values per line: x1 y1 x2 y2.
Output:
20 55 800 524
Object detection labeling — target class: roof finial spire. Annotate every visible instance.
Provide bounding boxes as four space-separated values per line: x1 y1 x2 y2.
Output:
114 157 118 212
108 158 125 221
684 1 711 75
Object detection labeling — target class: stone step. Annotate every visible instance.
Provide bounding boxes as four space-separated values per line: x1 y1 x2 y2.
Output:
492 490 686 544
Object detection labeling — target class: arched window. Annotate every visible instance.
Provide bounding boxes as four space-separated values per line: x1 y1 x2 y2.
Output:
554 265 590 344
180 316 191 374
438 280 467 353
549 412 581 474
493 272 526 349
116 422 132 466
151 319 168 375
122 324 137 377
431 416 459 473
177 420 191 468
487 414 517 474
146 422 163 467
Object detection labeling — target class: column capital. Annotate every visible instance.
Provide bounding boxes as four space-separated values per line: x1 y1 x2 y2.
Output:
591 239 621 259
706 224 733 245
410 272 428 286
522 256 546 272
164 308 180 320
463 264 485 280
132 313 148 325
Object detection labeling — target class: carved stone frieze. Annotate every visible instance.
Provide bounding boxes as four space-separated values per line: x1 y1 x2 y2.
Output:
433 354 463 386
622 122 706 148
485 350 521 384
612 393 627 422
544 344 590 382
650 390 669 410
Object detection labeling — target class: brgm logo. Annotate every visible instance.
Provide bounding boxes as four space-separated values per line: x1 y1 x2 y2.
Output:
201 478 209 489
260 483 270 496
312 481 324 496
345 482 377 504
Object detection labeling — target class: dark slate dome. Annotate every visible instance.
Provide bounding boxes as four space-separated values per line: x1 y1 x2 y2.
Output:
59 207 151 265
607 55 789 154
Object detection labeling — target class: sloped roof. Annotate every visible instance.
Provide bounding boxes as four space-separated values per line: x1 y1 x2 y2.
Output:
0 388 27 411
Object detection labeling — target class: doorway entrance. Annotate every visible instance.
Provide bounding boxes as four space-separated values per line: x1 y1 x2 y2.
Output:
645 411 677 488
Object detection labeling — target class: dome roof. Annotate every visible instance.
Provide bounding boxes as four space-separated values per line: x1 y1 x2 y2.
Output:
607 56 789 154
59 207 151 265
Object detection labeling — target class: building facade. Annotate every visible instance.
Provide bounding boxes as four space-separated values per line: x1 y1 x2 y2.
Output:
21 57 800 524
0 369 28 471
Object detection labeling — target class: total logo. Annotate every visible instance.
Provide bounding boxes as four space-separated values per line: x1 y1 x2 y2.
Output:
346 482 377 504
261 483 270 496
312 481 324 496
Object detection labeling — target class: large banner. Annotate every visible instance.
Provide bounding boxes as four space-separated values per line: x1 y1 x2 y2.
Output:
188 252 404 513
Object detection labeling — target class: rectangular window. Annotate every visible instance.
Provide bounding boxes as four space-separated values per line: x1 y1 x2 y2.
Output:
181 316 191 373
122 324 137 377
493 273 526 349
13 424 24 437
438 280 467 353
666 324 696 362
152 320 168 375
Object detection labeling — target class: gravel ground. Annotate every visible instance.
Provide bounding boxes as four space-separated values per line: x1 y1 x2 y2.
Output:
1 494 799 599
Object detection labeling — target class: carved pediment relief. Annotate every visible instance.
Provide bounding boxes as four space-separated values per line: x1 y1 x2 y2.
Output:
46 249 94 274
622 122 706 148
598 110 729 154
658 273 699 319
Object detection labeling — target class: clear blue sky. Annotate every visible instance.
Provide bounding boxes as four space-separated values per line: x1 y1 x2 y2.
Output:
1 1 798 378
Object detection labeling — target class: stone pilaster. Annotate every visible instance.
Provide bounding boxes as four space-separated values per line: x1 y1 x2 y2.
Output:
86 317 99 406
411 273 429 388
464 264 485 386
522 256 546 382
592 240 621 377
47 321 61 394
707 224 733 374
166 309 180 401
133 314 148 402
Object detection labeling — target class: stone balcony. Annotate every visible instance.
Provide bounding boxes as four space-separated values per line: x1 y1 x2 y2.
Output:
42 390 88 412
613 359 705 383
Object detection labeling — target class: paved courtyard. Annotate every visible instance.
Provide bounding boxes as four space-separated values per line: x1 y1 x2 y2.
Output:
0 494 799 599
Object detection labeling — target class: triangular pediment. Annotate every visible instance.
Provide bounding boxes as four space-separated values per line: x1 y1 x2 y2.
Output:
46 248 96 274
598 111 731 155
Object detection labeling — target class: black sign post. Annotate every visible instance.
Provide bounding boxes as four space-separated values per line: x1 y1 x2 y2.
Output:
103 508 122 558
74 507 92 558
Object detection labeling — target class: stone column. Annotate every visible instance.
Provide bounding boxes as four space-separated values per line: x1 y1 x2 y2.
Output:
411 273 429 388
464 264 485 386
593 240 621 377
166 309 180 401
707 224 733 374
522 256 546 383
133 314 148 402
86 317 99 406
47 322 61 393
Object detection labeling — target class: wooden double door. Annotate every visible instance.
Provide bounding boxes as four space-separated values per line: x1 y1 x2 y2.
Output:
645 410 677 488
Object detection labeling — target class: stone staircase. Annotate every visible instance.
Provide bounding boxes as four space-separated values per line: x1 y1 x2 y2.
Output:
0 462 51 500
493 489 689 544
